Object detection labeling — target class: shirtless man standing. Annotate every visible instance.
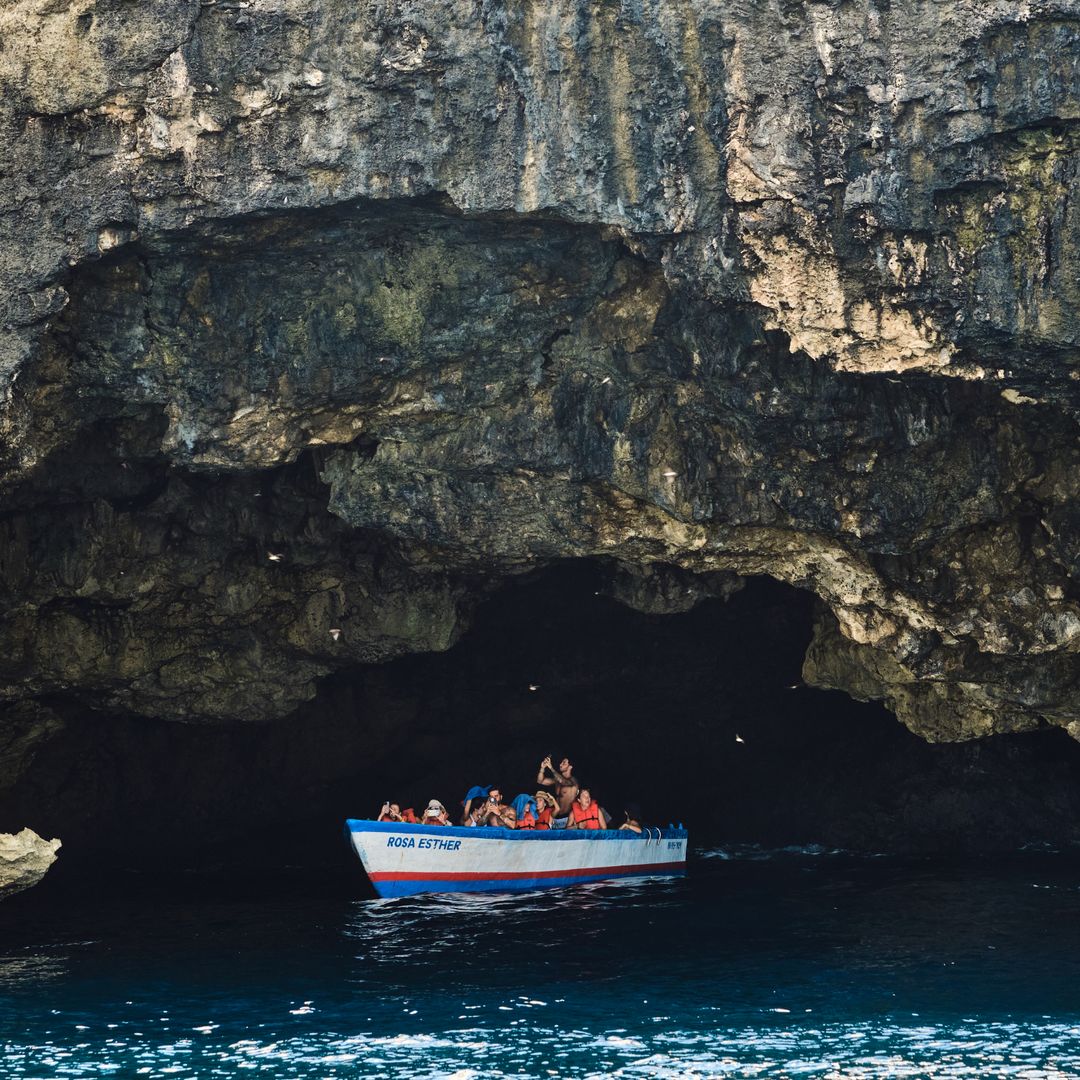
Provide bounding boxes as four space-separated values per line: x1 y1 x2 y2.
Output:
536 756 580 818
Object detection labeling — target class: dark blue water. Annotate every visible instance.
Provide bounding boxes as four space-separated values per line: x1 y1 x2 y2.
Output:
4 847 1080 1078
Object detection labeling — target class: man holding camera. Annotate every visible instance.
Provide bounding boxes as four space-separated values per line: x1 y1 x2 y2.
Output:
461 787 517 827
480 788 516 828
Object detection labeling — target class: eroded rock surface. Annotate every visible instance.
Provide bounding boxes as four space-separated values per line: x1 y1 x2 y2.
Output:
3 1 1080 751
0 829 60 900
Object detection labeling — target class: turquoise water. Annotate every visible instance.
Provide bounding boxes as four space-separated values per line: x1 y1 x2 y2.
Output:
3 848 1080 1077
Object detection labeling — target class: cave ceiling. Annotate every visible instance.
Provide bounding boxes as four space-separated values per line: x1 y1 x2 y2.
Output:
3 0 1080 747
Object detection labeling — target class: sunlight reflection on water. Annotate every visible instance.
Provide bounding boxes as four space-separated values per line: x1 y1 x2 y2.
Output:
5 1021 1080 1078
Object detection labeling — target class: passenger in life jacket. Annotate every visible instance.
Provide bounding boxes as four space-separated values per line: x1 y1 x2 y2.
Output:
380 801 421 824
423 800 450 825
533 790 558 829
567 788 609 830
511 794 538 829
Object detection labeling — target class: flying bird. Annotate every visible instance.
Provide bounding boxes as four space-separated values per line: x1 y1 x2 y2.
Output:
329 628 342 641
528 684 540 691
267 552 283 562
735 734 745 744
662 468 678 478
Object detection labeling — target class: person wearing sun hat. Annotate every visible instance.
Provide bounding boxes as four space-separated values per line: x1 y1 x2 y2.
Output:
422 799 450 826
533 790 558 830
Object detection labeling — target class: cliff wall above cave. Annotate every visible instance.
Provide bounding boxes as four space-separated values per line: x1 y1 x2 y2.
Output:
3 0 1080 747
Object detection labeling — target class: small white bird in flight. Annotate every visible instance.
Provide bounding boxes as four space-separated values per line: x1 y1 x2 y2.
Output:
528 684 540 691
329 628 342 641
735 734 745 744
267 552 283 562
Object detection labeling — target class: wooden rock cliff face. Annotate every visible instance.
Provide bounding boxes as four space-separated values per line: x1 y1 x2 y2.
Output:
3 0 1080 774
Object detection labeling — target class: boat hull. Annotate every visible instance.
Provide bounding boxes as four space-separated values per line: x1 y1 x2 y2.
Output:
345 820 688 898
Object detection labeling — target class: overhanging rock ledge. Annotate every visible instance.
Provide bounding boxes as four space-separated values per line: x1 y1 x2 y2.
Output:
1 1 1080 747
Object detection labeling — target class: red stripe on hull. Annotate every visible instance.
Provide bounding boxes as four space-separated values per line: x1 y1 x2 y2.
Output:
368 860 686 882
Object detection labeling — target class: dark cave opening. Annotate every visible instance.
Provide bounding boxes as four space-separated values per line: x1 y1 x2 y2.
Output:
7 562 1080 894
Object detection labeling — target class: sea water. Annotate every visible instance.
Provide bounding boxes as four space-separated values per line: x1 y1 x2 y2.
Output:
3 847 1080 1078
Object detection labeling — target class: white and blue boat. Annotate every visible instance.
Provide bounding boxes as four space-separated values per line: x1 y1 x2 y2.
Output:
345 820 689 898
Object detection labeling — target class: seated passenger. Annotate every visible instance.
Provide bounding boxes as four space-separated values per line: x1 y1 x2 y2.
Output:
423 800 450 825
378 802 402 822
618 802 643 833
534 790 558 829
567 788 608 830
400 807 419 824
511 794 537 829
460 785 492 826
483 788 516 828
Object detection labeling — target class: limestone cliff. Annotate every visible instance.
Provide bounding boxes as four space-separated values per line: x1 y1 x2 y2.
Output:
3 0 1080 762
0 829 60 899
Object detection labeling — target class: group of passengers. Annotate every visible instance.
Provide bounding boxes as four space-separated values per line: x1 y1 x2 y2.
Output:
377 755 643 833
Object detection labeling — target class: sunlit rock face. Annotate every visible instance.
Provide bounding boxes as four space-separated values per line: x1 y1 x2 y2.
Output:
0 829 60 899
3 0 1080 759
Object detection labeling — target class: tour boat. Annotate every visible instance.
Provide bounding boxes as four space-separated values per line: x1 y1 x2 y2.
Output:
344 819 689 898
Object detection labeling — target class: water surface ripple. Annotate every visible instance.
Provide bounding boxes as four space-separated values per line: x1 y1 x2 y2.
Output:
3 848 1080 1077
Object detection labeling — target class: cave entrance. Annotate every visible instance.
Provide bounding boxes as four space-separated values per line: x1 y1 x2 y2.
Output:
307 559 1080 867
346 563 874 843
10 559 1080 892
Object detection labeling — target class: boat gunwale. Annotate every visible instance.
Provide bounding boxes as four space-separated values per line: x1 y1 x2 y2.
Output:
345 819 687 843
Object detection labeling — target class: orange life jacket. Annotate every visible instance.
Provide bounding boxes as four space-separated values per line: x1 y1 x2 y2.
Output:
516 809 536 830
570 801 602 829
401 808 419 824
535 806 554 830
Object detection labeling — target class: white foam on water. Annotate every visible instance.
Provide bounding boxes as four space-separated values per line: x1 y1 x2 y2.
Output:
6 1018 1080 1078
